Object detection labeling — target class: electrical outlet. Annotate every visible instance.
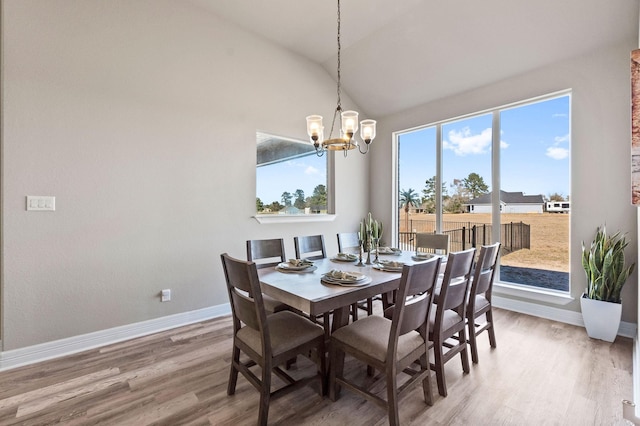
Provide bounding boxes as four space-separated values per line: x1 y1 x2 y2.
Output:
161 289 171 302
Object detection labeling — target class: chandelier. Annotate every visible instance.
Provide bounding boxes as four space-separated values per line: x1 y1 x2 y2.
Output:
306 0 376 157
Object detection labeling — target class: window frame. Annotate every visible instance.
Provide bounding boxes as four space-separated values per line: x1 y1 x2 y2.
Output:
392 89 573 305
255 131 333 221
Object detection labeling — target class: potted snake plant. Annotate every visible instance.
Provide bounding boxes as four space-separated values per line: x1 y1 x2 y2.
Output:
581 225 635 342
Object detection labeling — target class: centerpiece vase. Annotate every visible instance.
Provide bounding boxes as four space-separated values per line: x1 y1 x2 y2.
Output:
365 231 373 265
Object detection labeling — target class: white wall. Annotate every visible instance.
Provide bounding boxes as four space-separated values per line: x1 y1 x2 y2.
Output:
372 40 639 323
1 0 371 350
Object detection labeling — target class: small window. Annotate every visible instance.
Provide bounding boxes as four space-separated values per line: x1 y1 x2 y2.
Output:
256 132 328 215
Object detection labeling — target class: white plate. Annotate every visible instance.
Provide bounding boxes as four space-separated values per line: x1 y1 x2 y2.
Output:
321 276 370 287
277 261 313 271
373 260 404 272
276 265 317 273
322 270 366 283
373 264 403 272
332 253 358 262
375 247 401 255
412 253 446 261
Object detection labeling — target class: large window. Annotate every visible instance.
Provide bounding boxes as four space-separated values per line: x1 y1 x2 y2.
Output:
396 92 571 292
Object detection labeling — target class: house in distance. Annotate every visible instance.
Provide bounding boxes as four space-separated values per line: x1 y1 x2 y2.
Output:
466 190 545 214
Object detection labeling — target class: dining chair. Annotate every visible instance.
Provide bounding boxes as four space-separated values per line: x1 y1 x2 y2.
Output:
337 232 360 253
294 234 327 260
329 256 441 426
221 253 326 426
246 238 289 314
415 232 450 255
429 247 475 397
337 232 373 319
466 242 501 364
247 238 287 269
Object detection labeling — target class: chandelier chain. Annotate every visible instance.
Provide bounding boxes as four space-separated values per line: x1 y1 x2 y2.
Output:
336 0 341 109
329 0 342 140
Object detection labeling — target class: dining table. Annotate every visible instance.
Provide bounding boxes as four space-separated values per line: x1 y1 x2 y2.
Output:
258 249 445 332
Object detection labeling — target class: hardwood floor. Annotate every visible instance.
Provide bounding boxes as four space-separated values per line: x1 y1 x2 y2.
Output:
0 308 633 425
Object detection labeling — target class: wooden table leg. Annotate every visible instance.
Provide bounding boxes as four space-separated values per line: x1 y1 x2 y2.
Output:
328 305 350 400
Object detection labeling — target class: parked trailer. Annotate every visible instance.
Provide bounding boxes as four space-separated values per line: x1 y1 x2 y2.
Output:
545 201 570 213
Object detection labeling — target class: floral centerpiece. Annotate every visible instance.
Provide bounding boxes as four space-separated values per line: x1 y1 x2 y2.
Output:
360 212 383 264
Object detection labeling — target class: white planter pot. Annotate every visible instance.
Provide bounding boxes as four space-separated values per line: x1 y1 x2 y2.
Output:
580 294 622 342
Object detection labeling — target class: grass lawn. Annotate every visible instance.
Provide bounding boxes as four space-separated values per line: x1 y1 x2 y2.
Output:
401 212 570 273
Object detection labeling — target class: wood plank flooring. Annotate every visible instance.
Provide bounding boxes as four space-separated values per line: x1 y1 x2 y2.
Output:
0 308 633 425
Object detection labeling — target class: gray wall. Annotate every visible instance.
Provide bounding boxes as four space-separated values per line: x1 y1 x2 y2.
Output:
372 40 639 323
1 0 371 350
3 0 638 353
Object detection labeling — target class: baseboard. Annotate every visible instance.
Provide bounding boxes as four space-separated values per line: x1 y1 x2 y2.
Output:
0 303 232 372
1 297 636 372
493 295 637 338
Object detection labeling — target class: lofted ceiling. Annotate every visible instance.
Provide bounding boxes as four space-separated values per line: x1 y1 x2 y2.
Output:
187 0 639 118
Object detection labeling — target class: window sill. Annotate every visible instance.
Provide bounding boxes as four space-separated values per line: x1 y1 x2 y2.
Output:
253 214 337 224
493 281 574 305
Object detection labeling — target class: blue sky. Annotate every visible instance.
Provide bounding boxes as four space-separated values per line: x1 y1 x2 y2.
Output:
257 95 570 205
257 154 327 205
399 95 571 200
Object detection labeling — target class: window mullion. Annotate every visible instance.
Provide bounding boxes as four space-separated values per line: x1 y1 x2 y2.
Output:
491 111 501 244
436 124 443 232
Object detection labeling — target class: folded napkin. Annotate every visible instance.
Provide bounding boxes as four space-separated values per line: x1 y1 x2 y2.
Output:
288 258 314 267
324 269 361 281
379 260 404 268
414 252 434 258
336 252 358 260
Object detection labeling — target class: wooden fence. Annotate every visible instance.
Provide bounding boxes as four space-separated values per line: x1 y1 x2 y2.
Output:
398 220 530 253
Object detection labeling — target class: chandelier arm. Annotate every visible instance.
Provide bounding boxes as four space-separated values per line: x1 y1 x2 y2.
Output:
328 106 340 140
358 143 370 155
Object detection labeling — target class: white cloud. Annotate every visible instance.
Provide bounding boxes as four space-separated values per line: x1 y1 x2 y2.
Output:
443 127 492 156
500 140 509 149
304 165 319 175
546 146 569 160
545 133 570 159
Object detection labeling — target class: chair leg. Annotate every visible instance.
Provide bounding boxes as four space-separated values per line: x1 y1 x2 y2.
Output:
468 321 479 364
420 353 434 406
351 303 358 321
258 361 272 426
367 365 375 377
366 297 373 316
433 338 447 397
227 345 240 395
285 356 297 369
386 367 400 426
487 310 497 348
459 330 470 374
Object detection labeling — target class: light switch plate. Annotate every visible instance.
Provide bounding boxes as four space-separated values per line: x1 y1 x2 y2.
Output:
161 289 171 302
26 196 55 211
